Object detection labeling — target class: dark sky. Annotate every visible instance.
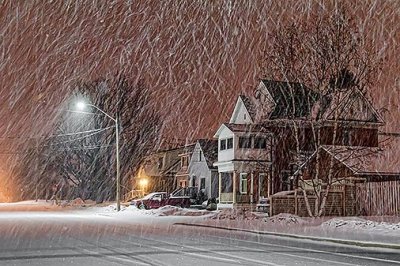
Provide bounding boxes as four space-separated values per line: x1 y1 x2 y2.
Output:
0 0 399 144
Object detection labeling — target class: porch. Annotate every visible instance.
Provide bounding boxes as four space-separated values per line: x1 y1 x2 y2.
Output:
218 171 271 205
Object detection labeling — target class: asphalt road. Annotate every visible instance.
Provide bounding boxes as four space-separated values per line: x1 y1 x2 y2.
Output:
0 211 400 266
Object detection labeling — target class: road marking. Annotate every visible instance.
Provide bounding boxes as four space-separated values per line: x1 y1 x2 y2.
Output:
68 235 166 266
78 246 150 266
119 235 284 266
207 233 400 265
199 238 359 266
114 237 242 264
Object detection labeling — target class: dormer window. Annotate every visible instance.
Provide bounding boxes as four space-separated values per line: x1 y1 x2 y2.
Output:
220 137 233 150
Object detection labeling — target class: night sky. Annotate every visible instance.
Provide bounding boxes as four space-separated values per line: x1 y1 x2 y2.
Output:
0 0 399 145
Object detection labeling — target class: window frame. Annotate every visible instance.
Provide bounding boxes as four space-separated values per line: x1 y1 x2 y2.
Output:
254 137 267 149
226 137 233 149
239 173 248 194
220 139 227 150
238 136 252 149
200 178 206 190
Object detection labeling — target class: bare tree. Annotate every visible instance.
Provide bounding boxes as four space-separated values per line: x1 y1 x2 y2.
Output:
18 75 161 202
260 7 382 217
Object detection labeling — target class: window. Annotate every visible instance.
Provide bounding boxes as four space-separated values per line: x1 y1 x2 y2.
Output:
227 138 233 149
239 136 252 148
244 113 247 120
240 173 248 194
221 173 232 193
220 139 226 150
181 156 188 168
254 137 267 149
343 129 351 146
179 180 187 188
191 176 196 187
199 151 202 161
200 178 205 190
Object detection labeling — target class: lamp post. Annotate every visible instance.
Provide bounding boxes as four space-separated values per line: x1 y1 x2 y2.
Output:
76 102 121 211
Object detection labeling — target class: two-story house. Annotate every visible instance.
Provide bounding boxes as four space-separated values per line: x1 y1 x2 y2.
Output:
188 139 219 200
214 79 384 206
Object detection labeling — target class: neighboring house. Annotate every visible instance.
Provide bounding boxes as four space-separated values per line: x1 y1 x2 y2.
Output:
292 134 400 216
134 146 189 194
188 139 219 200
214 79 384 207
175 143 196 189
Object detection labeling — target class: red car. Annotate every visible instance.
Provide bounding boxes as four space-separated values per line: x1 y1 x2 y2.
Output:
130 192 190 209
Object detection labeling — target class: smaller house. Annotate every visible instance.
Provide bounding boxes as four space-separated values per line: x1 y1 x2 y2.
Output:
188 139 219 200
286 134 400 216
133 146 189 194
175 143 196 189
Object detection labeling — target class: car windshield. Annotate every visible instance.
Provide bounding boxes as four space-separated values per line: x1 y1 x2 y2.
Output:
142 193 161 200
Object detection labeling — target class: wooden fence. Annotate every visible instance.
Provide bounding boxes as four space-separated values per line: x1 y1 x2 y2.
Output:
356 180 400 216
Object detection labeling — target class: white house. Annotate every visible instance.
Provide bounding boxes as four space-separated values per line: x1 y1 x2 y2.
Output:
188 139 219 200
213 122 273 205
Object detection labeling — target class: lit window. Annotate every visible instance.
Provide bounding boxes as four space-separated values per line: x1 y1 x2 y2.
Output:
240 173 248 194
181 156 188 167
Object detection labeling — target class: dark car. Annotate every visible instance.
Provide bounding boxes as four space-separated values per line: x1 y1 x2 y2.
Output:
130 192 168 209
165 195 191 208
130 192 190 209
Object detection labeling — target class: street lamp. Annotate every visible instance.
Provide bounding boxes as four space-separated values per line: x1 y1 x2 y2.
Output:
139 178 148 195
76 101 121 211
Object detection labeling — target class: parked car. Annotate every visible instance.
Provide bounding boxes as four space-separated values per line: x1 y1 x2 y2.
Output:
130 192 168 209
130 192 190 209
166 195 191 208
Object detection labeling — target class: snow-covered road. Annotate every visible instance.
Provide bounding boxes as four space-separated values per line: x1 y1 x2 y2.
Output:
0 206 400 266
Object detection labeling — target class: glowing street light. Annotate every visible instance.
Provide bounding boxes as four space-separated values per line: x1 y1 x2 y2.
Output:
139 179 148 194
75 101 121 211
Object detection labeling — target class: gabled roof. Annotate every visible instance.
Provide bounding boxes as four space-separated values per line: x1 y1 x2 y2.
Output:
318 89 384 124
197 139 218 169
261 80 320 119
239 95 257 121
321 136 400 176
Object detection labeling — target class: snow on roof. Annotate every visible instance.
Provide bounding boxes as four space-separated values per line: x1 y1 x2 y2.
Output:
197 139 218 169
223 123 270 134
322 135 400 176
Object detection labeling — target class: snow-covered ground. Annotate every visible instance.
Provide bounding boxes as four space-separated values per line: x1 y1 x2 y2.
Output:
1 200 400 247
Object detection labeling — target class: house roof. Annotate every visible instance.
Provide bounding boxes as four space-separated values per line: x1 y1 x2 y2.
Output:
214 123 270 138
321 135 400 176
223 123 270 134
197 139 218 169
239 95 257 121
261 80 320 119
317 89 384 124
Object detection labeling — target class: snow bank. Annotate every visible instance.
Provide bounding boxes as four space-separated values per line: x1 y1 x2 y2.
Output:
264 213 306 225
321 218 400 232
208 209 267 220
150 205 213 217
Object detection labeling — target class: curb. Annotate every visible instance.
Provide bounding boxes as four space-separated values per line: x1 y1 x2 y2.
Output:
173 222 400 250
